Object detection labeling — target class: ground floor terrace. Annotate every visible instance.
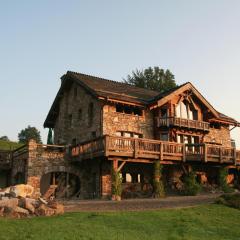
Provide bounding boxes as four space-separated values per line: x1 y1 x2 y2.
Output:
1 136 240 200
69 135 240 199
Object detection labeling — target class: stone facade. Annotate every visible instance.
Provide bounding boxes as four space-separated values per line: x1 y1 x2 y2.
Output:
204 126 231 147
11 140 102 199
54 83 102 145
103 105 154 138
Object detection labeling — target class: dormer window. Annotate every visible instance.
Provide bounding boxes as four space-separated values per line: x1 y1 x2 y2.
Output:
116 104 143 116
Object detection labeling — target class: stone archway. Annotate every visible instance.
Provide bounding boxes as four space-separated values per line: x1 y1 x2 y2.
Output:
40 165 81 199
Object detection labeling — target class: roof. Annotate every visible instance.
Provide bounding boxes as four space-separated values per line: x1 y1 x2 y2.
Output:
44 71 240 128
67 71 160 105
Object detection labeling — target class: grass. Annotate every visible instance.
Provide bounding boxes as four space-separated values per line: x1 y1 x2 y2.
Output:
0 140 23 151
0 204 239 240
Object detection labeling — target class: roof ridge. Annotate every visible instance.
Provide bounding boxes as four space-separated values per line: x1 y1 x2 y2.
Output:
67 71 160 93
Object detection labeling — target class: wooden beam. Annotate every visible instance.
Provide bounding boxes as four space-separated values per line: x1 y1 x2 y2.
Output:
117 162 126 172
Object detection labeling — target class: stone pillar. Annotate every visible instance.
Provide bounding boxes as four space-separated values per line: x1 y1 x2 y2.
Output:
26 139 41 198
101 161 112 199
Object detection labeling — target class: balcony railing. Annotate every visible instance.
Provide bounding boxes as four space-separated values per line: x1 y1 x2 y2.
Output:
156 117 210 131
71 135 239 165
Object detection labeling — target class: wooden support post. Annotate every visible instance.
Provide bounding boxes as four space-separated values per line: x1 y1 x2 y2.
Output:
112 159 118 172
117 161 126 172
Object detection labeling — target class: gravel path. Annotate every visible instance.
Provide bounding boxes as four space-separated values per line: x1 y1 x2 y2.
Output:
62 194 220 212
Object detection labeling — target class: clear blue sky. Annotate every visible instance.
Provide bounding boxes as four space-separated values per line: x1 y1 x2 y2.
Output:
0 0 239 146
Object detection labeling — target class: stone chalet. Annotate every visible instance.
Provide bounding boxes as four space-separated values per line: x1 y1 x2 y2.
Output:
1 71 240 199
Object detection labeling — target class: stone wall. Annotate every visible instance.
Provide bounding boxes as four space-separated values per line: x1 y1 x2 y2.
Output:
103 105 154 138
204 126 232 147
54 82 102 145
11 140 102 199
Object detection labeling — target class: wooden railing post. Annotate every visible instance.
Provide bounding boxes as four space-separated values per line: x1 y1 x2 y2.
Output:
159 142 163 161
233 148 237 165
219 147 222 163
134 139 138 158
203 144 207 162
183 144 186 162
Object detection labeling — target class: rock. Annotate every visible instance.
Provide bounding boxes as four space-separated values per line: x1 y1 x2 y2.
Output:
0 198 18 209
48 201 64 215
35 204 55 217
3 207 21 218
25 201 35 213
9 184 34 198
14 206 29 215
1 197 9 201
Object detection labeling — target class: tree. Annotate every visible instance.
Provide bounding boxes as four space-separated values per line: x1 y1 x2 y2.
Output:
0 136 10 141
47 128 53 145
18 125 42 144
124 66 177 93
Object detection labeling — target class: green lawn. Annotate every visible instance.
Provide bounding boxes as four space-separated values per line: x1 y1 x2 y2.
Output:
0 140 23 151
0 204 239 240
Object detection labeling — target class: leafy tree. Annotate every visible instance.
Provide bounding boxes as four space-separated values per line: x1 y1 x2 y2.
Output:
0 136 10 141
124 66 177 93
18 125 42 144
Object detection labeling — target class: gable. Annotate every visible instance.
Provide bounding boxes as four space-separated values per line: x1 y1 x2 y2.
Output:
149 82 220 118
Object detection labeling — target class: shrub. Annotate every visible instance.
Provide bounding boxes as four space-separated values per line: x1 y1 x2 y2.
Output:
182 171 201 196
218 168 234 193
153 161 165 198
215 193 240 209
111 168 122 198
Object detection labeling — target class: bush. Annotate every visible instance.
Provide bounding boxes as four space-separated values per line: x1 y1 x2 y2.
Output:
215 193 240 209
218 168 234 193
182 171 201 196
111 168 122 198
153 161 165 198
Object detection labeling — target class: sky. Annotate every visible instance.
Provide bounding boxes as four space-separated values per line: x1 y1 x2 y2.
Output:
0 0 239 146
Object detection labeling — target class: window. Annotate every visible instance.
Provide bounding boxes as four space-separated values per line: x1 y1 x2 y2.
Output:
78 109 82 120
116 104 143 116
160 133 169 141
88 102 94 127
160 108 168 118
175 101 198 120
115 131 143 138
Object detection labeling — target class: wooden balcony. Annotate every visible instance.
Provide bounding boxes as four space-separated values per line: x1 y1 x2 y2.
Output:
156 117 210 131
71 135 240 165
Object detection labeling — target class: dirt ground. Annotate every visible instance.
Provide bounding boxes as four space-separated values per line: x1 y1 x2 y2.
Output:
62 193 220 212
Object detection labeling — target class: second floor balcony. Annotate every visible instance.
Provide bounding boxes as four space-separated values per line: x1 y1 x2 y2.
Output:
156 117 210 131
71 135 240 165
